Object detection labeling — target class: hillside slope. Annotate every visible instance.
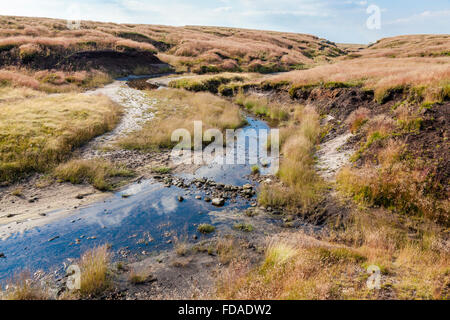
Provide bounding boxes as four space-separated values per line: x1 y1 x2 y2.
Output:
0 15 346 74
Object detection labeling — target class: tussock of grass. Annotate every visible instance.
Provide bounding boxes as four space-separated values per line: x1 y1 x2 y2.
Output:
251 165 260 174
118 89 245 150
169 73 246 93
151 166 172 174
346 107 371 133
0 69 112 93
173 235 189 256
54 159 134 191
1 272 49 300
233 223 254 232
197 224 215 234
259 106 325 211
234 93 290 122
78 245 110 298
216 236 238 265
129 269 151 285
217 237 371 300
0 93 122 183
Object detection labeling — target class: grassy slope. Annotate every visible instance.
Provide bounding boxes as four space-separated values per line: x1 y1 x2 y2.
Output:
0 15 346 75
0 92 122 182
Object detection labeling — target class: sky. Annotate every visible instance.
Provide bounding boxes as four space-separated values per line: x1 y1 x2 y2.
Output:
1 0 449 44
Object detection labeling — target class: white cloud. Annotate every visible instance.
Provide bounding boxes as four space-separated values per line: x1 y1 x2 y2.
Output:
387 9 450 25
213 6 233 13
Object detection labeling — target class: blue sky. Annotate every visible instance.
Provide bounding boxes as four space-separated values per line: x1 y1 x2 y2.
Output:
1 0 449 43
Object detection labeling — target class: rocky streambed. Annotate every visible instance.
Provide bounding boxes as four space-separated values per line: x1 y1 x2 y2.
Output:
0 94 279 283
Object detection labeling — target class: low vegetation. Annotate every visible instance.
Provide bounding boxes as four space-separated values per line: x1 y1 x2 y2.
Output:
118 89 246 150
1 272 49 300
233 223 254 232
78 245 110 298
197 224 216 234
234 92 290 123
54 159 134 191
267 56 449 105
259 106 325 212
169 73 248 94
0 93 122 183
0 16 347 76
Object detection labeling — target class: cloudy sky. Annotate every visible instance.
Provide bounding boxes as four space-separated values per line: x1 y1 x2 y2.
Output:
1 0 449 43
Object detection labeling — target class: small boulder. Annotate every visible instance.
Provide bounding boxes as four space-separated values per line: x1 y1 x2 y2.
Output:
212 198 225 207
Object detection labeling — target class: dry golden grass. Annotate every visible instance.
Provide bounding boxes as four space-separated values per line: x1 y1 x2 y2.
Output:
0 15 345 74
0 86 44 102
0 68 112 93
217 235 369 300
0 93 122 182
268 56 450 103
118 88 245 150
346 107 371 133
1 272 49 300
234 93 290 122
360 34 450 59
78 245 110 298
259 106 324 211
217 210 450 300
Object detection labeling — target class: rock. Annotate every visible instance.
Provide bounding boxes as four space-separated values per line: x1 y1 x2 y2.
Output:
0 253 5 258
6 214 16 218
195 195 202 200
76 194 84 199
243 184 253 190
177 196 184 202
212 198 225 207
204 197 211 202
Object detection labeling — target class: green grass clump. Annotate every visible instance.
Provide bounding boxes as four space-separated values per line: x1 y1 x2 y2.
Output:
151 166 172 174
251 165 260 174
233 223 254 232
197 224 216 234
54 159 134 191
169 74 245 94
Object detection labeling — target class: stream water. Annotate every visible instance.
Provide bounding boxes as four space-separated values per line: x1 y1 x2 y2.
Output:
0 86 275 282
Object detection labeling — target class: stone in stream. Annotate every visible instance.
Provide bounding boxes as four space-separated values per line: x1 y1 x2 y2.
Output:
48 236 60 242
212 198 225 207
243 184 253 190
0 252 5 258
195 196 202 200
177 196 184 202
204 197 211 202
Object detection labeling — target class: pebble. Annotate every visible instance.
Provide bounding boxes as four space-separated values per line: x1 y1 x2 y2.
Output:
212 198 225 207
